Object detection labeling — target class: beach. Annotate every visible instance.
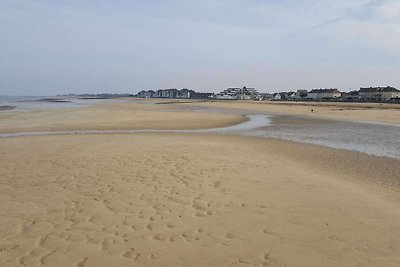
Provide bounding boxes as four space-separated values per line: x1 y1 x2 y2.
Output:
0 101 246 133
1 100 400 267
181 100 400 125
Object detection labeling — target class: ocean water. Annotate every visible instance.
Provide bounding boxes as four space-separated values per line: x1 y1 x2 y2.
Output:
0 96 37 106
0 96 104 111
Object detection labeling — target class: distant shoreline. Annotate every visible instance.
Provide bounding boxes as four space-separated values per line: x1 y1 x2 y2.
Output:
0 105 15 111
16 98 71 103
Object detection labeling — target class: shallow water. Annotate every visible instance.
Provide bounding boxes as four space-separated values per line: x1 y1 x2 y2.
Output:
187 105 400 159
0 96 118 112
241 116 400 159
1 96 75 110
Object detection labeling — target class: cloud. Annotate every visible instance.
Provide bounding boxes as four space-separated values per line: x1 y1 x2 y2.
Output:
0 0 399 95
329 0 400 58
376 0 400 22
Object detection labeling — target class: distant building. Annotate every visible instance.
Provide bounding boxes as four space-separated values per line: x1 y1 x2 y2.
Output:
156 89 163 98
216 88 239 100
358 86 400 100
341 90 359 100
192 92 215 99
308 88 341 100
273 93 282 100
137 88 214 99
160 89 179 98
286 92 297 100
216 87 259 100
145 90 156 98
137 90 147 98
177 88 194 98
271 92 296 100
138 90 156 98
256 93 273 101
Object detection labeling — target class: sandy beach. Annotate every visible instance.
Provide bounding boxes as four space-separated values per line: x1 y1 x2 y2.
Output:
182 100 400 125
1 101 400 267
0 101 246 133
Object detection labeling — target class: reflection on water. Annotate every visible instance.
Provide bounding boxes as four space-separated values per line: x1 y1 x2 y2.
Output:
194 115 272 133
1 96 80 111
187 105 400 159
238 116 400 159
0 96 124 112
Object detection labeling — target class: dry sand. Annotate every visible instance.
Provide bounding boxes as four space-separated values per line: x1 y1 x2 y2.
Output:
0 101 245 133
183 100 400 125
1 101 400 267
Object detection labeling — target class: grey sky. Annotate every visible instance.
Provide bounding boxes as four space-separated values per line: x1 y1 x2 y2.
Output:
0 0 399 95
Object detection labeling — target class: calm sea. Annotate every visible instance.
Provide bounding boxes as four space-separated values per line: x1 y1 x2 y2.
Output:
0 95 41 105
0 96 96 111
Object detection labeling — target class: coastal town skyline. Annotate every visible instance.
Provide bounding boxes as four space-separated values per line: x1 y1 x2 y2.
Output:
3 83 400 97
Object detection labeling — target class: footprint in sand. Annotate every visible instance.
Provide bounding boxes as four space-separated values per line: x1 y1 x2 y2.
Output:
166 223 174 229
76 257 88 267
261 252 273 266
152 234 162 241
213 181 221 188
121 248 141 261
261 229 272 234
169 236 179 242
225 233 235 239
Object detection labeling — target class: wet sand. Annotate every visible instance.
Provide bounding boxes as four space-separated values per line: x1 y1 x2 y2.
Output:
0 106 15 111
0 101 400 267
183 100 400 125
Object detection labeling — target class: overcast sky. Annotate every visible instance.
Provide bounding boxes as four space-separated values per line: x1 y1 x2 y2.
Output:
0 0 399 95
